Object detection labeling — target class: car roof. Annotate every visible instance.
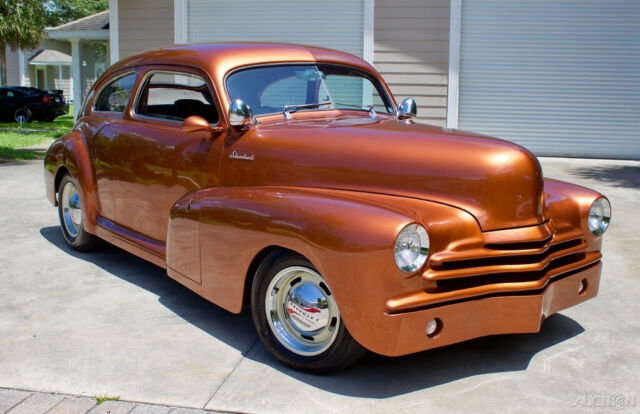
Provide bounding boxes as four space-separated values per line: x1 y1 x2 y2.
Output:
114 42 373 75
104 42 379 108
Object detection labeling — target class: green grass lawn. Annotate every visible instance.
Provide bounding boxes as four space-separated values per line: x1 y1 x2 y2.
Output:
0 106 74 161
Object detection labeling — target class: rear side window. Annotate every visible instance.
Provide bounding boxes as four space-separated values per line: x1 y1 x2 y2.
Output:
94 73 137 112
0 90 18 98
135 71 219 124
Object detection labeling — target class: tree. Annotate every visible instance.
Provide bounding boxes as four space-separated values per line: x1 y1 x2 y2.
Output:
45 0 109 27
0 0 48 86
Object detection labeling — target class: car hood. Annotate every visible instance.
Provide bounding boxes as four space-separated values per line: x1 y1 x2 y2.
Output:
222 115 545 231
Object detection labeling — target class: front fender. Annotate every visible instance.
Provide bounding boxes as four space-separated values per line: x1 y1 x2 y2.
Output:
544 178 607 250
166 186 476 354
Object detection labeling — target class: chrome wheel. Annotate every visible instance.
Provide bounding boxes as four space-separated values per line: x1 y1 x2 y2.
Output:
14 108 30 124
265 266 340 356
60 180 82 239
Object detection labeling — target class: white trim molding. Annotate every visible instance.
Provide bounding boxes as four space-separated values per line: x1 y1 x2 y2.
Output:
70 38 82 119
446 0 462 129
109 0 119 64
48 30 109 40
18 48 25 86
174 0 188 44
363 0 374 63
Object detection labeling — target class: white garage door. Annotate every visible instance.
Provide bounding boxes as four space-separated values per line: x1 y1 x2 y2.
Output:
458 0 640 159
187 0 364 58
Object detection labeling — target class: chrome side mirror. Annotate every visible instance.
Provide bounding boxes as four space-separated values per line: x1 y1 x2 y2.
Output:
229 99 257 127
396 97 417 120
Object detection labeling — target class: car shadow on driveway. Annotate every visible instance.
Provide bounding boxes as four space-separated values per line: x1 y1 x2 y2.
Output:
269 313 584 397
571 164 640 189
40 225 585 398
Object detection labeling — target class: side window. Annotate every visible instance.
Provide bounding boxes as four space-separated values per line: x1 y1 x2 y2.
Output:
135 71 219 124
94 73 137 112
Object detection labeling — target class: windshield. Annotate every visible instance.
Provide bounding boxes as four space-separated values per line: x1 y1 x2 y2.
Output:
226 64 395 117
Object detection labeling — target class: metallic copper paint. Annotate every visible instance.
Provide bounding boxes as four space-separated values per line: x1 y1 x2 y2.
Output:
44 43 607 357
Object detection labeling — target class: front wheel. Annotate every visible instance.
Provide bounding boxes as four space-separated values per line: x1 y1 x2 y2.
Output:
57 174 100 251
251 251 366 373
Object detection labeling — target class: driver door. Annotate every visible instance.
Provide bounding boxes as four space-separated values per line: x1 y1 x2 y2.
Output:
109 67 226 255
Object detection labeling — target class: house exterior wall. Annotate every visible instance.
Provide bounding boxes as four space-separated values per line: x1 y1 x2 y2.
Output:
55 66 72 96
373 0 450 127
24 39 73 97
79 41 109 101
4 46 22 86
114 0 452 126
118 0 174 59
25 66 34 87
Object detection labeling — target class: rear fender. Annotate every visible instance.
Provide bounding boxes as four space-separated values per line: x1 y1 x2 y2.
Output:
44 131 99 233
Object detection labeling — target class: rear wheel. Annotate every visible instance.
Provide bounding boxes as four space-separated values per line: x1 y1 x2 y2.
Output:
57 174 100 251
251 251 366 373
14 108 31 124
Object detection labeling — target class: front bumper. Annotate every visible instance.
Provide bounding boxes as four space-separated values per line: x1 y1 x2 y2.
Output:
378 261 600 356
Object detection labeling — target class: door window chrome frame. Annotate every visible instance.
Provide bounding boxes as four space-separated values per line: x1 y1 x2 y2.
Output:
131 67 221 127
92 71 138 115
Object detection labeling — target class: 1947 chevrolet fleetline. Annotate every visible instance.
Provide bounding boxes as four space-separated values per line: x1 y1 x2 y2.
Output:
44 43 611 373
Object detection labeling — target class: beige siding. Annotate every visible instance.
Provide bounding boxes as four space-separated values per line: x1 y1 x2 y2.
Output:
22 40 74 97
374 0 450 126
54 66 72 98
25 66 34 87
78 41 109 101
119 0 174 60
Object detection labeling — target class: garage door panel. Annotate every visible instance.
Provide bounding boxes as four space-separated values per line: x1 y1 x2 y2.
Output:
459 0 640 159
187 0 364 58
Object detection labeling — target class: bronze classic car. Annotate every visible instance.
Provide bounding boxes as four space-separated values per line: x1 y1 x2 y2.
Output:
44 43 611 373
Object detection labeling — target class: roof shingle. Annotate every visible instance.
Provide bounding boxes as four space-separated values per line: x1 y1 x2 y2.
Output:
48 10 109 32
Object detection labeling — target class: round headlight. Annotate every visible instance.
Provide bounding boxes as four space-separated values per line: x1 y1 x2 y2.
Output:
394 224 430 273
588 197 611 236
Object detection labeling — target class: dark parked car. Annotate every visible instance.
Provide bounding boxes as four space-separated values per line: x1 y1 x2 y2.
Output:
0 86 69 123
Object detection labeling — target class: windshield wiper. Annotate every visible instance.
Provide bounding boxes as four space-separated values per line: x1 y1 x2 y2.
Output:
334 102 377 118
283 101 332 120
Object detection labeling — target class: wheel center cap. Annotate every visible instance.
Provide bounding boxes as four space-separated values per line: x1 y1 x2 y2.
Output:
285 283 329 333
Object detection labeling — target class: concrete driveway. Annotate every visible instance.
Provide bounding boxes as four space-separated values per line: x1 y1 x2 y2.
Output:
0 157 638 413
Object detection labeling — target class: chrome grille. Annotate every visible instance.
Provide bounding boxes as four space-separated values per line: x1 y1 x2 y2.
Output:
423 226 600 293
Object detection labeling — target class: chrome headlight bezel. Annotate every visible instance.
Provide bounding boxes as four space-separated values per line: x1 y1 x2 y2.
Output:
394 223 430 273
587 197 611 236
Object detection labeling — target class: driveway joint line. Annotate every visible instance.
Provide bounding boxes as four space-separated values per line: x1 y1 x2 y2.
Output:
202 337 260 409
43 396 66 413
4 392 32 414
